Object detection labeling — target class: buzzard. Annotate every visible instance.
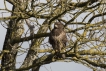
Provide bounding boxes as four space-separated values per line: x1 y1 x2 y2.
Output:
49 22 67 58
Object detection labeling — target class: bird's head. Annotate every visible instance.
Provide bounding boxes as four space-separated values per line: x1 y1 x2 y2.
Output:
54 22 64 29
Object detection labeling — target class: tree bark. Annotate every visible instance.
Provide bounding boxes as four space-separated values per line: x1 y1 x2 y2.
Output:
1 3 24 71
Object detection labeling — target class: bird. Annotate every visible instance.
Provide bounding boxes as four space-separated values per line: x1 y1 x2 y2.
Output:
49 22 67 58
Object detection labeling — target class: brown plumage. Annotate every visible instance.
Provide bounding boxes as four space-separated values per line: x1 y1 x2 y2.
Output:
49 22 67 58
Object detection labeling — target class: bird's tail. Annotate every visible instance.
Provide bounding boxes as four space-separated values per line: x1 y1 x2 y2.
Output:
56 52 65 58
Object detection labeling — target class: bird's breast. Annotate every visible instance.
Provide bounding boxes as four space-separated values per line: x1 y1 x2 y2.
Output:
52 31 65 41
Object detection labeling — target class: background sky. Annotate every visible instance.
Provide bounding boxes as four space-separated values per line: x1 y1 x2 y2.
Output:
0 0 93 71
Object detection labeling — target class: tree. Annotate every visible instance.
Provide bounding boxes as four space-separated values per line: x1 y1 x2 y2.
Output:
0 0 106 71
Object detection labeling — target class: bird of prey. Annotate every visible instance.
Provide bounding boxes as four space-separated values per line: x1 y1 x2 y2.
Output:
49 22 67 58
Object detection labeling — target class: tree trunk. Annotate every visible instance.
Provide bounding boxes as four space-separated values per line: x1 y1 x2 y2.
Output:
1 5 24 71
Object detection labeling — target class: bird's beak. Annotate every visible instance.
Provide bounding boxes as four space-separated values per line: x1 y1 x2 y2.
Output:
54 24 58 28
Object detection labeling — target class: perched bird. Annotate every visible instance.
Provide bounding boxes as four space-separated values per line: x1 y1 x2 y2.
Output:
49 22 67 58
